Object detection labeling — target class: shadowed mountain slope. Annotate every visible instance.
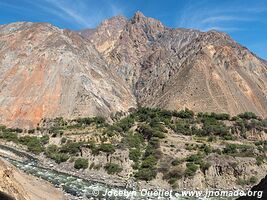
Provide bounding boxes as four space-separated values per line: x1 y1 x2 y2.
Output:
82 11 267 118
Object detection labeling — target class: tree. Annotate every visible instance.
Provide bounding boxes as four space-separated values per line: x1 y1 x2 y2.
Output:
74 158 88 169
104 163 122 174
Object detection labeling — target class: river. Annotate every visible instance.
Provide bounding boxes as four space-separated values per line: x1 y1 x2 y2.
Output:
0 144 237 200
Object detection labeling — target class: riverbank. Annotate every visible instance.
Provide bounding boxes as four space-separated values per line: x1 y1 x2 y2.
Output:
0 158 67 200
0 140 128 188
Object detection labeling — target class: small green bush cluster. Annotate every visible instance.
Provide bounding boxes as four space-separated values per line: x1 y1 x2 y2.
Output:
19 135 49 154
223 144 255 157
74 158 88 169
91 143 115 155
60 141 83 155
184 152 211 176
104 163 122 174
129 148 141 162
173 108 194 119
75 116 106 126
124 132 144 148
237 176 258 186
0 131 18 142
135 137 161 181
163 168 184 184
45 144 69 163
185 163 198 177
238 112 258 120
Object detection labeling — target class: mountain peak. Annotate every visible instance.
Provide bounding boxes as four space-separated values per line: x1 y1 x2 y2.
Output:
132 11 146 22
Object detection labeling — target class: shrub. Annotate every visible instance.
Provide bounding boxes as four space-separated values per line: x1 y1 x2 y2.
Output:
60 142 82 155
185 163 198 177
164 168 184 183
207 136 216 142
210 113 230 120
174 121 192 135
28 129 35 134
141 155 157 168
114 116 135 132
135 168 157 181
0 132 18 142
40 135 49 145
124 132 144 148
104 163 122 174
0 125 6 131
256 156 265 166
98 143 115 154
50 153 69 164
249 176 258 184
237 178 247 186
171 158 182 166
186 153 203 164
75 116 106 126
223 134 235 140
200 162 211 173
76 117 94 126
74 158 88 169
93 116 106 125
238 112 257 120
129 148 141 162
152 131 166 138
19 136 44 154
61 137 67 144
46 144 58 156
173 108 194 119
223 144 238 155
27 138 44 154
137 124 154 140
200 144 212 155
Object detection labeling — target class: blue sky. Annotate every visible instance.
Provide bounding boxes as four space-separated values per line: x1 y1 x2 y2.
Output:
1 0 267 60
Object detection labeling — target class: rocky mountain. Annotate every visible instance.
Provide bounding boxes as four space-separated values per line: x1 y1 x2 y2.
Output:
82 11 267 118
0 11 266 128
0 22 136 128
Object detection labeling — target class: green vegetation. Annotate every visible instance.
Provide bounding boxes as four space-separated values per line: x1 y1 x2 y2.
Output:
45 144 70 163
163 168 184 184
223 144 255 157
238 112 258 120
98 143 115 154
90 143 116 155
104 163 122 174
185 163 198 177
171 158 182 166
60 141 82 155
18 136 46 154
124 132 144 148
74 158 88 169
0 108 266 184
173 108 194 119
237 176 258 186
0 131 18 142
129 148 141 162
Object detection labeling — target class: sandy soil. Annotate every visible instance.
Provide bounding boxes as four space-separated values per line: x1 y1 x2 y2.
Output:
0 158 67 200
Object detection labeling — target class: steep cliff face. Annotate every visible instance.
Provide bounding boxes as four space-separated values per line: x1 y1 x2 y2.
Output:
0 11 267 128
83 11 267 118
0 22 136 128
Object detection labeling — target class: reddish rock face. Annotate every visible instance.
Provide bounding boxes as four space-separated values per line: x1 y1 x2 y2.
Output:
0 12 267 128
0 22 136 128
82 12 267 118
